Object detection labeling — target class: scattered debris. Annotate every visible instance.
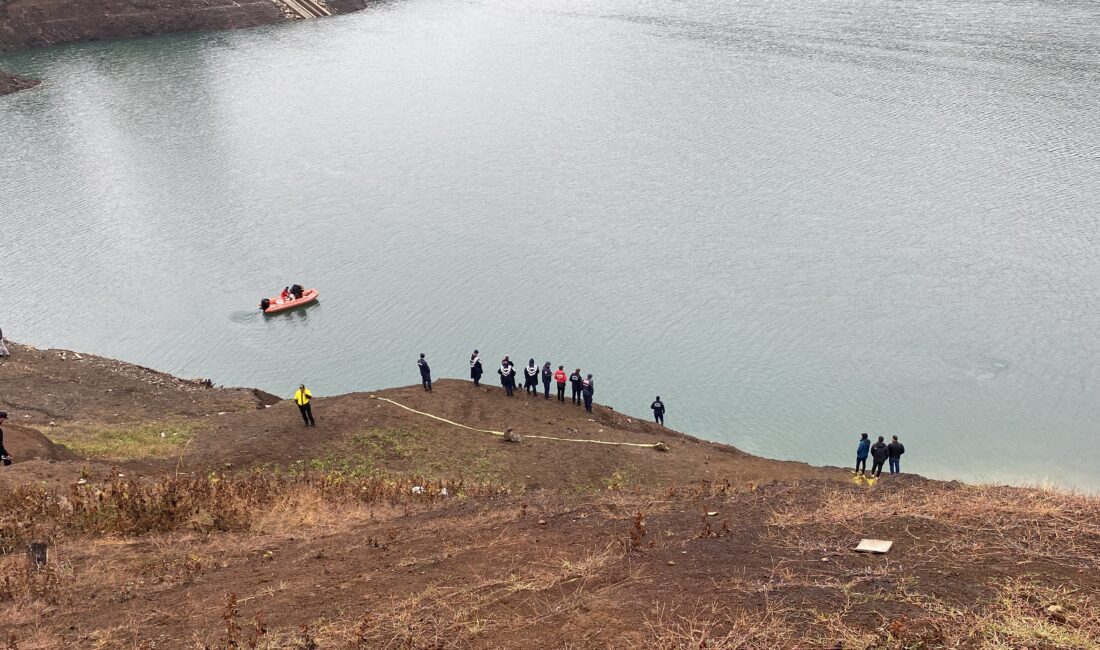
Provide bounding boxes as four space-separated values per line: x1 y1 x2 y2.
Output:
503 428 522 443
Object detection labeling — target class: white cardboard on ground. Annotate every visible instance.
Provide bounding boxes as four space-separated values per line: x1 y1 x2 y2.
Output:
854 539 893 554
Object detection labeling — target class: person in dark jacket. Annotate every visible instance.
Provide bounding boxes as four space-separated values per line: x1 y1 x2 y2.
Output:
581 374 594 413
541 362 553 399
470 350 483 386
418 353 432 391
569 369 583 405
887 435 905 474
524 359 539 395
855 433 870 475
554 366 568 402
869 436 889 477
0 411 11 466
499 357 517 396
650 397 665 425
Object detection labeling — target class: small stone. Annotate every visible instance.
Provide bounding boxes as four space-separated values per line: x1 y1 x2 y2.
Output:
667 561 676 566
538 520 547 525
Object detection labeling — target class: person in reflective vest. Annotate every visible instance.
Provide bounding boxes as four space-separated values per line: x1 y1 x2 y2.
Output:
554 366 568 402
524 359 539 395
470 350 483 386
294 384 315 426
499 357 517 396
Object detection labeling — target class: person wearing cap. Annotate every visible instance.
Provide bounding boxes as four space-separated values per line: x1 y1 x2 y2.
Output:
650 396 666 425
293 385 315 426
418 353 432 391
581 374 595 413
0 411 13 465
553 366 568 402
541 362 553 400
569 368 583 405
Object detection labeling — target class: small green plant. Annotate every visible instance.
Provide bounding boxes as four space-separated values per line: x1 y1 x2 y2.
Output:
602 467 637 491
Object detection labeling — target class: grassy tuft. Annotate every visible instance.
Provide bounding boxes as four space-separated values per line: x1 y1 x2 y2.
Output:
48 420 204 459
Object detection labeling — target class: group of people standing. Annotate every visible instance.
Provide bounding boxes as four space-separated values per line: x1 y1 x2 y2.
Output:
469 351 597 412
855 433 905 477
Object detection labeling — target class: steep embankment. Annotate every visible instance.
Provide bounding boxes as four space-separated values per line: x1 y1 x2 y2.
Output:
0 341 832 489
1 342 1098 649
0 0 372 95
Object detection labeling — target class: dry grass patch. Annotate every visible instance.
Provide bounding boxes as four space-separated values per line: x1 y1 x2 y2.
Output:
48 419 204 460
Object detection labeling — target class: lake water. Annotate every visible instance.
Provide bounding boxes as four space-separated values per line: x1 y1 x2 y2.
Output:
3 0 1099 490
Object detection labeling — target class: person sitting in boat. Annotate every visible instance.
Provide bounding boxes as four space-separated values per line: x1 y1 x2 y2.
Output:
290 284 304 300
280 287 291 302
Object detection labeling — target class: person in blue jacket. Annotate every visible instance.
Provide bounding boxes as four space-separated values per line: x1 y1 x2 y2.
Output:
855 433 870 475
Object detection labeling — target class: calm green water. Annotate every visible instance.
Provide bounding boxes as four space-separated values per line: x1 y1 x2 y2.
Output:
3 0 1099 490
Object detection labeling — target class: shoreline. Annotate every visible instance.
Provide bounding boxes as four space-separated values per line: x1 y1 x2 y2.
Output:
1 340 1098 647
0 0 374 96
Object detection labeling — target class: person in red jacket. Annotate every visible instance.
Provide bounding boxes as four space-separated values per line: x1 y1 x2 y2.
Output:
553 366 568 402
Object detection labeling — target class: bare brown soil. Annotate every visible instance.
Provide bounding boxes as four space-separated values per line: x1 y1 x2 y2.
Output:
1 342 1099 649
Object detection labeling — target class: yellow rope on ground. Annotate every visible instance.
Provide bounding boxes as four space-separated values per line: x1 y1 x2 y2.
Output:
370 396 667 450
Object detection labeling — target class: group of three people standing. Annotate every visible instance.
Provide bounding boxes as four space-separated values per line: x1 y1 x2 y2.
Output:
855 433 905 477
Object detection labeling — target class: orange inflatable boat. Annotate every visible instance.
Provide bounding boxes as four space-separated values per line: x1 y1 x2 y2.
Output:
260 288 319 314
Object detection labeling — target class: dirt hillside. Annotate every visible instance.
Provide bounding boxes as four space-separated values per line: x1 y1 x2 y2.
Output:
1 342 1098 649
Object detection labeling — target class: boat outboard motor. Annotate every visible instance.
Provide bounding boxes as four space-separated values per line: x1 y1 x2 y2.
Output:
260 298 271 312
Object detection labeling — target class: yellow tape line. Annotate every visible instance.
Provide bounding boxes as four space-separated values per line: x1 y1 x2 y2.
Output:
371 396 666 449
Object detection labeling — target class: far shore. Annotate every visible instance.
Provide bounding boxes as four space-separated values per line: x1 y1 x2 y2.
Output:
0 0 375 96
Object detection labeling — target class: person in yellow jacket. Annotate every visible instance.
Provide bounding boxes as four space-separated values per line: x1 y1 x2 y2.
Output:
294 384 315 426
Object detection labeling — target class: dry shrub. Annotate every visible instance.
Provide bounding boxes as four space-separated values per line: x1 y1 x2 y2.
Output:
641 602 796 649
0 471 509 550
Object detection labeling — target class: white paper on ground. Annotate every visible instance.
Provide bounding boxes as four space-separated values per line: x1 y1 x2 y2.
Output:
854 539 893 554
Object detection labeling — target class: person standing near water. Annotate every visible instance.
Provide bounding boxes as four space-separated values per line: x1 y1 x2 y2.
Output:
0 327 9 357
541 362 553 400
524 359 539 395
650 396 665 425
0 411 11 466
870 436 889 477
499 357 517 396
470 350 483 386
418 353 432 391
581 374 594 413
294 385 315 427
554 366 568 402
569 368 583 405
887 435 905 474
855 433 870 475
